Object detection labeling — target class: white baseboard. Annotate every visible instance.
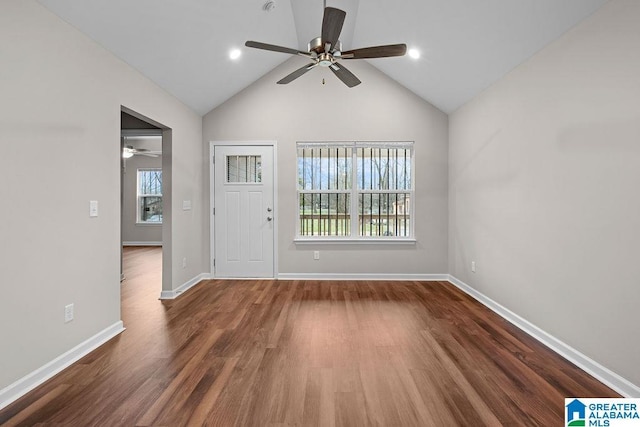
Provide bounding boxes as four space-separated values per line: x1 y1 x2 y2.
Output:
122 241 162 247
0 321 125 411
447 275 640 398
159 273 209 299
277 273 449 281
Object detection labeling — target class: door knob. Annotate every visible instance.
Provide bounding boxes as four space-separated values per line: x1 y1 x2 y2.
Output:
267 216 273 221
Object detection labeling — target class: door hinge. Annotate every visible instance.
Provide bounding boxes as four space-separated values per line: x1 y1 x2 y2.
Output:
213 207 215 215
213 258 216 267
212 155 215 164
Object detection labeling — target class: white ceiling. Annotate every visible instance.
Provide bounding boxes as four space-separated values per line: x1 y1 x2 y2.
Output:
38 0 607 115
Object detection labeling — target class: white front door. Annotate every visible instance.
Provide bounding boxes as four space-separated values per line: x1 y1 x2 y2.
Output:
213 145 274 278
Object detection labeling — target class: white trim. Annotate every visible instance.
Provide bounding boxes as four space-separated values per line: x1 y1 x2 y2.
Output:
277 273 449 281
159 273 208 299
0 321 125 411
296 141 414 149
209 142 215 275
294 238 416 245
447 275 640 398
122 241 162 246
201 276 273 280
210 140 276 146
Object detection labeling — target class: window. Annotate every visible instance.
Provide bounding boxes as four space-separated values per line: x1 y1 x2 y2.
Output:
137 169 162 223
297 142 413 240
227 155 261 183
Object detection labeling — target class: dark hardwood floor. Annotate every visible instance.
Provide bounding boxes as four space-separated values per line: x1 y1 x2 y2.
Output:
0 246 618 426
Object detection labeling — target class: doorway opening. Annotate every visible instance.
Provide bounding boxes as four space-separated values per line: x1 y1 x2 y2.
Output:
121 108 172 298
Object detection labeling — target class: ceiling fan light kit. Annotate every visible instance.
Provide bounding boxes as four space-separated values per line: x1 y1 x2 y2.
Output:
245 6 407 87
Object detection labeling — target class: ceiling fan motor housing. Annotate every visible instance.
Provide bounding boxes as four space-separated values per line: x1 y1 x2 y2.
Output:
308 36 341 54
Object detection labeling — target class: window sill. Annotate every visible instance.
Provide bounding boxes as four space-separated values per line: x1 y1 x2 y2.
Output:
136 222 163 226
294 238 416 245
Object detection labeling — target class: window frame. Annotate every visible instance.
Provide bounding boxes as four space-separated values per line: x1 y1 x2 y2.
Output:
295 141 415 243
136 168 163 225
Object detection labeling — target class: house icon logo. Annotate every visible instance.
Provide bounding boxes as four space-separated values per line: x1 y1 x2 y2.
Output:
566 399 587 426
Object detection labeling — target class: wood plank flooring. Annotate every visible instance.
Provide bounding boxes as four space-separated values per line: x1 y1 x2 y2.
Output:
0 246 618 426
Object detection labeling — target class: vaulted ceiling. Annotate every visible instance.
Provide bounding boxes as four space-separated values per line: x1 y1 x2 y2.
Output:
38 0 607 115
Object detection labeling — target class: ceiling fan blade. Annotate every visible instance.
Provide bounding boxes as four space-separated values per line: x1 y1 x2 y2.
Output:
321 7 346 51
329 62 361 88
341 44 407 59
277 63 318 84
245 41 312 58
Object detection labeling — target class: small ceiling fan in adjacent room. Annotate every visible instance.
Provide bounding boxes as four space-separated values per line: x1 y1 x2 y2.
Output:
245 4 407 87
122 146 161 159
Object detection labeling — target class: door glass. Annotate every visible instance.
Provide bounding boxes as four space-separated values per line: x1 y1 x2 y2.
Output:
227 155 262 183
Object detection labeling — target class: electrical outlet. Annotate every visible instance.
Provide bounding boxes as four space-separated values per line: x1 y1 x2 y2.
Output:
471 261 476 273
313 251 320 260
64 304 74 323
182 257 187 269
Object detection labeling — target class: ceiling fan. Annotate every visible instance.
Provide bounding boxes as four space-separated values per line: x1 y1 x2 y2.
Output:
245 5 407 87
122 146 160 159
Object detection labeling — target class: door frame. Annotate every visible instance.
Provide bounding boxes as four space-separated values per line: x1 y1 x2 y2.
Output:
209 141 278 278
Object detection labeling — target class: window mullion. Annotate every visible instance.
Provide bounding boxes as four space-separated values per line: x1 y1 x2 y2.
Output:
350 148 358 238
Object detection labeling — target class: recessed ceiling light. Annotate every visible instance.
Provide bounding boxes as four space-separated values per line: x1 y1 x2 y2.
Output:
408 49 420 59
229 49 242 60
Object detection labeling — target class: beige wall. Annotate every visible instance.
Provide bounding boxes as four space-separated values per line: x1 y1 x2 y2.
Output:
449 0 640 387
0 0 204 390
122 155 163 244
203 58 449 275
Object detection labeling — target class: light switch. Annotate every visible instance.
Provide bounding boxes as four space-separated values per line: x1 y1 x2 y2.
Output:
182 200 192 211
89 200 98 217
